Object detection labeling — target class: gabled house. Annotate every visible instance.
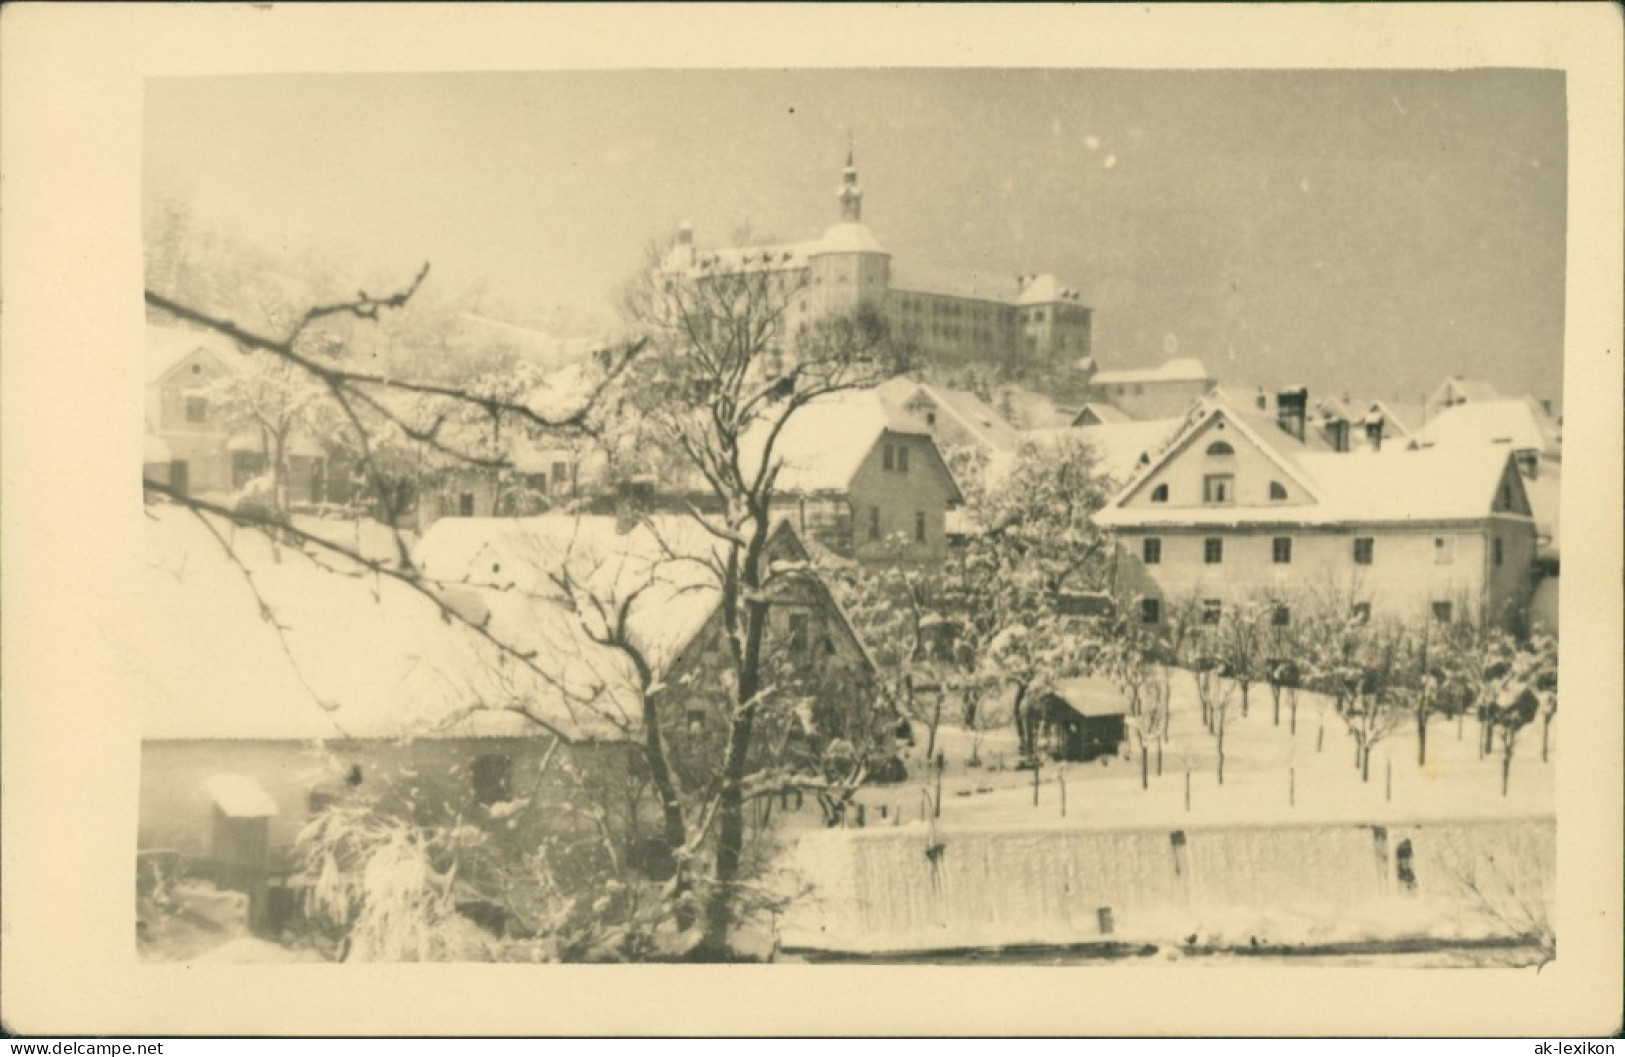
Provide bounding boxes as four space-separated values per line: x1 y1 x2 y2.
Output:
1094 390 1539 633
145 323 329 504
743 389 964 564
144 324 241 496
874 377 1022 458
134 504 878 934
414 513 878 739
1415 394 1562 632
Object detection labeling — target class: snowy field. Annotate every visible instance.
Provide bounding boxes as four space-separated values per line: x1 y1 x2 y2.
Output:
775 667 1553 834
771 668 1556 959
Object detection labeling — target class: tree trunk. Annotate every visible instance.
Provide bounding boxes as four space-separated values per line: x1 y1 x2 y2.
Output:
1542 714 1552 762
1216 711 1226 785
642 698 688 858
701 547 772 960
1012 683 1032 760
1271 685 1281 727
1501 746 1512 797
1139 743 1149 791
1360 741 1371 783
1416 710 1429 767
1240 682 1250 718
1156 740 1164 777
1290 690 1298 736
925 691 943 762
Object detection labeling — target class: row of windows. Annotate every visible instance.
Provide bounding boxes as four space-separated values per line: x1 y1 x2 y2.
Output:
1141 535 1503 568
895 297 1015 322
867 507 929 544
1147 478 1290 504
1139 597 1457 626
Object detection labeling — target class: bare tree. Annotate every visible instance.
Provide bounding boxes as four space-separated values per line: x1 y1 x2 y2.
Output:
1216 599 1268 718
1192 654 1237 785
613 232 908 955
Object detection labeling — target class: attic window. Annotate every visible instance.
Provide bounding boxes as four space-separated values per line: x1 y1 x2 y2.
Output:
1205 441 1235 457
190 362 203 375
184 396 209 423
1269 481 1288 501
1150 484 1169 503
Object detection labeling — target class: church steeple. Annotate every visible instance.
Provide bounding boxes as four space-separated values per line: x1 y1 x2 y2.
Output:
837 146 863 222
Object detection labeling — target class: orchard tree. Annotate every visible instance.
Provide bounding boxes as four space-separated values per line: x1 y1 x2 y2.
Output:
1192 653 1237 784
959 435 1116 761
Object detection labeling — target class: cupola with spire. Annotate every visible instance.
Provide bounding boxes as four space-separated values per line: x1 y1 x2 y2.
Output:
809 145 890 311
837 147 864 222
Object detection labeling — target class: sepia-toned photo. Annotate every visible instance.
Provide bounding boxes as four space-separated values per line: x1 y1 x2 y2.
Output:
133 65 1565 968
3 1 1621 1039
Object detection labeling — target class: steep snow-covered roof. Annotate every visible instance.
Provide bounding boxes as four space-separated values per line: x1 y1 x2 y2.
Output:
875 377 1021 453
1097 443 1526 528
1091 357 1211 386
742 388 938 495
130 504 574 743
1418 397 1561 456
1008 418 1186 488
415 514 728 690
147 323 241 383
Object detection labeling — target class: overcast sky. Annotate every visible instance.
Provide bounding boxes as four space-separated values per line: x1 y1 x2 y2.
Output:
145 68 1566 406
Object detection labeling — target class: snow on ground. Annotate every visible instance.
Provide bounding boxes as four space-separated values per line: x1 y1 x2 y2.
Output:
779 667 1552 834
771 667 1555 955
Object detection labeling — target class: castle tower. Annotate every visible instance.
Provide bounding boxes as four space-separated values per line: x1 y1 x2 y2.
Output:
810 149 890 315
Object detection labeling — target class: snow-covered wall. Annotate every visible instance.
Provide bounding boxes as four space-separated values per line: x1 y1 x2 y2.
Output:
780 817 1554 953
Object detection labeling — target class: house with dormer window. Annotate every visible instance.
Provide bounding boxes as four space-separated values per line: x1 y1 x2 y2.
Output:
1095 389 1538 632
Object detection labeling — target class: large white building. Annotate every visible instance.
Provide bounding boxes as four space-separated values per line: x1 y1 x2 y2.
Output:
1094 390 1539 634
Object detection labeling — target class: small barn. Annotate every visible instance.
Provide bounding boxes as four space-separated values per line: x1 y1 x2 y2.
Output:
1035 676 1128 763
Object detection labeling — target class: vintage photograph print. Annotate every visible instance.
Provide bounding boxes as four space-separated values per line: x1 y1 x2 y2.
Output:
132 66 1569 970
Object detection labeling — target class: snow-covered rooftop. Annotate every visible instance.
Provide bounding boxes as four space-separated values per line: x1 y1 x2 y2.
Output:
147 323 242 383
130 505 682 745
1096 433 1527 529
1091 357 1211 386
810 221 887 257
741 388 938 496
1013 273 1085 306
1009 418 1186 488
875 377 1022 453
1417 397 1561 456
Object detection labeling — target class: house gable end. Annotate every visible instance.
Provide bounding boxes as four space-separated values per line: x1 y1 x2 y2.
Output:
1493 457 1535 517
1116 409 1317 511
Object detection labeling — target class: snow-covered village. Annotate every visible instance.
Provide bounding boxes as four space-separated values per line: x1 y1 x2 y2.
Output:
132 69 1565 968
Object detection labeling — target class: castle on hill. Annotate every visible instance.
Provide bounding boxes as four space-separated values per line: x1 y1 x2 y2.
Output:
660 151 1096 392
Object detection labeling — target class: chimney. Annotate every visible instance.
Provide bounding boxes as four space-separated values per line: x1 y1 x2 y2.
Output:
1363 413 1385 453
1539 398 1554 419
1254 387 1268 412
1276 387 1307 442
676 221 694 246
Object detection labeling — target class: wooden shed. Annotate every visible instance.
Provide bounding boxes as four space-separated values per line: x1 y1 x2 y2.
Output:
1036 676 1128 763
